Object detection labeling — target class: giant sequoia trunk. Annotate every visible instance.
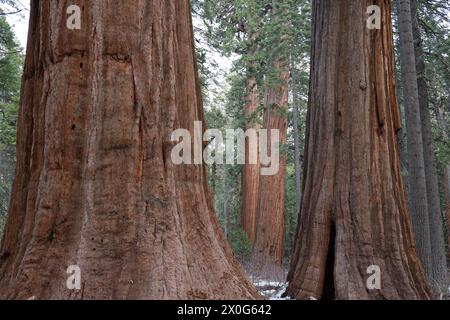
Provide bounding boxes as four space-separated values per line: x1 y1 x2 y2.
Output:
0 0 259 300
286 0 431 300
251 61 288 279
410 0 448 292
242 76 260 245
397 0 432 277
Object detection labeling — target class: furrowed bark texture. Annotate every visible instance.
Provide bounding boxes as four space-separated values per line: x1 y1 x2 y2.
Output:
252 62 288 278
242 76 260 245
0 0 260 300
286 0 431 300
398 0 432 277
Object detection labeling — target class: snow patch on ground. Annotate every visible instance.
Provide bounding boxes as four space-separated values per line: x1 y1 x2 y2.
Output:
251 278 291 300
253 280 285 287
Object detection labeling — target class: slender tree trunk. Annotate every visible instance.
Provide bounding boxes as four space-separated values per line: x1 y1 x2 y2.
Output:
397 0 432 278
242 76 260 245
445 168 450 263
446 90 450 266
252 61 288 279
223 195 230 239
0 0 259 300
211 162 217 194
410 0 448 292
286 0 431 300
392 0 408 176
435 100 450 265
292 66 302 214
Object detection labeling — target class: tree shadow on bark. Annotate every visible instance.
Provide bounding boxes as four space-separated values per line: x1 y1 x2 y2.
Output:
322 223 336 300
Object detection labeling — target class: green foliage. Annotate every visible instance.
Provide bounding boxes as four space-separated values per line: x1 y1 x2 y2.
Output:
229 228 253 262
0 102 18 146
0 173 7 230
224 72 247 128
201 0 310 101
0 13 22 235
0 18 21 98
0 14 22 145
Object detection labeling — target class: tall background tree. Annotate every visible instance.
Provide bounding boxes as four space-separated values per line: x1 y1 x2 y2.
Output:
408 0 447 292
397 0 433 280
394 0 449 294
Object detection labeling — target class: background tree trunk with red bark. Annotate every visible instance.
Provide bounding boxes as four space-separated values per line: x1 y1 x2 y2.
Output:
0 0 259 300
286 0 431 300
242 76 260 245
252 61 288 279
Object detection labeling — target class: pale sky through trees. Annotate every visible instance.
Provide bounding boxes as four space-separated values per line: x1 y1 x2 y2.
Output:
4 1 29 49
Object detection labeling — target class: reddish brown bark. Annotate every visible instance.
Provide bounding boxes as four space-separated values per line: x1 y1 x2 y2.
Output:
252 62 288 279
0 0 259 300
242 77 260 245
286 0 431 300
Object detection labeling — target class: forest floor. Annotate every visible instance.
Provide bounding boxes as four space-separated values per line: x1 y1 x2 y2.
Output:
250 269 450 300
244 263 292 299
